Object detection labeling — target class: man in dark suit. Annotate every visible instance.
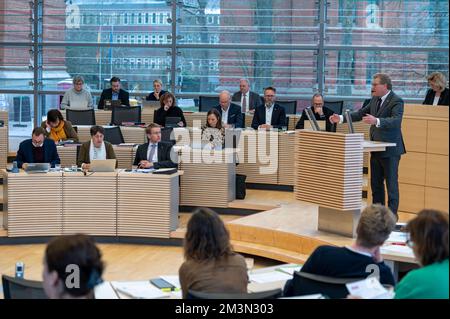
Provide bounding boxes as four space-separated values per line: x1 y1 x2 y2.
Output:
251 87 287 130
330 73 406 216
133 123 177 169
15 127 60 169
296 93 336 132
97 76 130 109
213 90 244 128
232 79 264 113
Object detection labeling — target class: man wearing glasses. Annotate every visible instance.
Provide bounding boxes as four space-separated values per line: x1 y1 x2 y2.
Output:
60 75 93 110
330 73 406 217
15 127 61 169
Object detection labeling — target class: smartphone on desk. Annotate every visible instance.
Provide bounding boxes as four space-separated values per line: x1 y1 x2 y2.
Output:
150 278 175 291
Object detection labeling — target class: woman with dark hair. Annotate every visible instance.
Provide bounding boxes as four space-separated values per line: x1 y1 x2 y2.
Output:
153 92 186 127
43 234 104 299
41 109 79 143
395 209 449 299
201 108 225 149
179 207 248 298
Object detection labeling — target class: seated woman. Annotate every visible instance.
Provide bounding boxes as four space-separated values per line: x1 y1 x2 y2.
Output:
77 125 117 170
423 72 449 106
41 109 79 143
43 234 104 299
283 204 397 297
179 207 248 298
146 79 167 101
153 92 186 127
201 108 225 150
395 209 449 299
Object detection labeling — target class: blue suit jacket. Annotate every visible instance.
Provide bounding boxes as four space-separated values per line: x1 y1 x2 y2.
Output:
213 104 244 128
15 138 61 168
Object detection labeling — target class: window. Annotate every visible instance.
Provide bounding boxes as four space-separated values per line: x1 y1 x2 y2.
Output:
130 35 135 44
145 35 149 44
116 35 121 43
137 35 142 44
138 13 143 24
151 35 157 44
145 13 150 24
159 13 164 24
123 35 128 43
158 35 164 44
152 13 157 24
130 13 135 25
124 13 128 25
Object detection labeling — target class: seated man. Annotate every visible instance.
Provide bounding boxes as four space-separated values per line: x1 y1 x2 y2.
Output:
77 125 117 170
15 127 61 169
251 87 287 129
133 123 177 169
213 90 244 128
296 93 336 132
232 78 263 113
60 75 93 110
283 204 396 297
97 76 130 109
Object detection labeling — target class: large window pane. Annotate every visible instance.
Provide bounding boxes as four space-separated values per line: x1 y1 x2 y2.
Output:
0 1 32 43
178 48 317 96
0 46 33 90
179 1 319 45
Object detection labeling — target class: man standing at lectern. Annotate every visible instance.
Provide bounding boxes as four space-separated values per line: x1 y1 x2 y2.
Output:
330 73 406 217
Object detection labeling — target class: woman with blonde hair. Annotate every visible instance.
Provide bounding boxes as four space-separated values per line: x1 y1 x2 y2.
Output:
423 72 449 106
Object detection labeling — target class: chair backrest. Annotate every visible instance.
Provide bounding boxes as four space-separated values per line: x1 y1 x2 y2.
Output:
111 106 141 125
103 126 125 144
2 275 47 299
291 271 364 299
161 127 176 145
323 100 344 115
187 288 282 299
66 109 96 126
277 100 297 115
199 96 219 112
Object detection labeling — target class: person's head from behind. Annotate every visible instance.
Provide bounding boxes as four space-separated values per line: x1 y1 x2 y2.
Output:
90 125 105 148
153 79 163 93
219 90 231 111
72 75 84 92
146 123 161 144
110 77 121 93
47 109 64 128
206 108 222 129
356 204 396 250
371 73 392 97
32 127 46 147
184 207 232 261
427 72 447 93
239 79 250 94
43 234 104 299
160 92 175 109
406 209 449 267
263 87 276 106
311 93 324 112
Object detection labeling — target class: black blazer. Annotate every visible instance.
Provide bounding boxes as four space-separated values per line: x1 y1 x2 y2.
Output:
232 91 264 110
146 90 168 101
296 106 336 132
213 104 244 128
251 104 287 129
15 138 60 168
98 88 130 109
154 106 187 127
422 88 449 106
348 91 406 157
133 141 177 169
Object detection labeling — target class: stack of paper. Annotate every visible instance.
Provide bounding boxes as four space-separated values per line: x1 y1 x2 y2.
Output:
346 277 394 299
249 271 292 284
111 281 170 299
276 265 302 275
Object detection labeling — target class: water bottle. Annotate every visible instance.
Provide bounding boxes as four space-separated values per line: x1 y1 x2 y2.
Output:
12 161 19 173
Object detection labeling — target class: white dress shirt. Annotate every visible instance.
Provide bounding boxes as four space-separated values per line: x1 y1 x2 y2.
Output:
433 95 440 106
146 142 158 163
221 106 229 124
265 104 274 125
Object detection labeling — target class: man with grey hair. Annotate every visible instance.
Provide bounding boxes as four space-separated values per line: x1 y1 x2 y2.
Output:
330 73 406 217
213 90 244 128
296 93 336 131
232 79 264 113
60 75 93 110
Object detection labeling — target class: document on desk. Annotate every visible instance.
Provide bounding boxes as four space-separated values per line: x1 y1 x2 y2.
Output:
346 277 393 299
249 270 292 284
387 231 407 243
381 244 414 257
276 265 302 276
110 281 170 299
94 281 119 299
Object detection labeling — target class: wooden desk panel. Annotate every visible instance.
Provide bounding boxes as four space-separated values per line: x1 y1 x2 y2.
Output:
402 118 427 153
425 187 449 212
427 120 449 155
184 112 206 128
398 183 425 213
398 152 426 185
57 146 78 167
425 154 449 189
0 126 8 169
278 133 295 186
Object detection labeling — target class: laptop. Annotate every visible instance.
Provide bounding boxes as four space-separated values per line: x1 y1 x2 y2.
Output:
25 163 50 173
89 159 117 172
104 99 122 110
165 117 181 128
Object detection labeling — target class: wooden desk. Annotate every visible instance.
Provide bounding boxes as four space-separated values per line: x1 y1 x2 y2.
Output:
0 126 8 169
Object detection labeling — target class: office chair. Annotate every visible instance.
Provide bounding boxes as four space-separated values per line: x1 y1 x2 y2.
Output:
290 271 364 299
161 127 176 146
103 126 125 145
198 96 219 112
110 106 141 125
66 109 96 126
323 100 344 115
187 288 282 299
2 275 47 299
277 100 297 115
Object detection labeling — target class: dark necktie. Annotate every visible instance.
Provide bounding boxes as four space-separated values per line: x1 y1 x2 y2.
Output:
376 98 382 113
